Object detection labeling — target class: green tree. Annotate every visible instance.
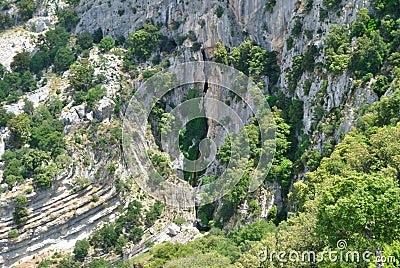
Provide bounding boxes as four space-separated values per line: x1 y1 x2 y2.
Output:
87 259 111 268
13 206 30 226
13 195 27 204
30 51 50 74
92 28 103 44
322 0 342 10
68 60 94 91
33 164 57 189
99 36 115 52
43 27 70 53
76 30 94 50
56 8 79 32
318 173 400 247
87 84 106 107
215 5 224 18
54 47 75 72
0 63 5 77
10 50 31 73
349 31 388 78
0 107 14 127
7 113 31 147
145 200 164 227
212 42 228 65
17 0 36 21
0 14 13 30
57 255 80 268
74 239 90 260
125 23 162 61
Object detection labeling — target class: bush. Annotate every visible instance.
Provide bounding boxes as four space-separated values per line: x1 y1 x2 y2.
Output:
0 14 14 31
93 28 103 44
8 229 19 238
0 108 14 127
125 23 162 61
54 47 75 72
30 51 50 74
191 42 201 52
77 31 94 50
87 84 106 106
303 0 313 12
10 51 31 73
13 195 27 204
17 0 36 21
145 200 164 227
348 31 388 78
323 0 342 10
215 5 224 18
291 20 303 38
173 217 186 225
68 60 94 91
56 8 79 32
99 36 115 52
264 0 277 12
74 239 90 260
13 206 30 226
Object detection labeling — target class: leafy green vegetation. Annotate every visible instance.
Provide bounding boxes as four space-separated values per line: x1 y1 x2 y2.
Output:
324 8 397 79
215 5 224 18
54 47 75 72
89 200 145 255
73 239 90 261
76 31 94 50
125 23 162 63
17 0 36 21
2 105 66 189
99 36 115 52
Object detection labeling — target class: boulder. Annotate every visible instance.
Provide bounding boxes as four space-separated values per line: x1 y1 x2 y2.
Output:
60 105 86 125
167 223 181 236
27 17 52 33
93 97 115 122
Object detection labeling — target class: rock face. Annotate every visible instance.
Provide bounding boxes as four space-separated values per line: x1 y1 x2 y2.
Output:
74 0 380 221
60 105 86 125
76 0 295 52
93 97 116 122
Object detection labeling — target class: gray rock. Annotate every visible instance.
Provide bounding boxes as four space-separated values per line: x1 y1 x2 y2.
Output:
167 223 181 236
60 105 86 125
93 97 115 122
27 17 52 33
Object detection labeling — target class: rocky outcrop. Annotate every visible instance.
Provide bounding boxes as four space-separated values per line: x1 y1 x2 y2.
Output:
93 97 116 122
75 0 296 53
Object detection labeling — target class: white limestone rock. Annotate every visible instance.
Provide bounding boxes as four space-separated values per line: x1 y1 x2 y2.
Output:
93 97 115 122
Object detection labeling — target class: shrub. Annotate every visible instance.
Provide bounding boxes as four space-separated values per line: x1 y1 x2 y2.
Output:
173 217 186 225
30 51 50 74
54 47 75 72
74 239 90 260
10 51 31 73
17 0 36 21
291 20 303 38
99 36 115 52
215 5 224 18
13 195 27 204
68 60 94 91
126 23 162 61
13 206 30 226
77 31 94 50
8 229 19 239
